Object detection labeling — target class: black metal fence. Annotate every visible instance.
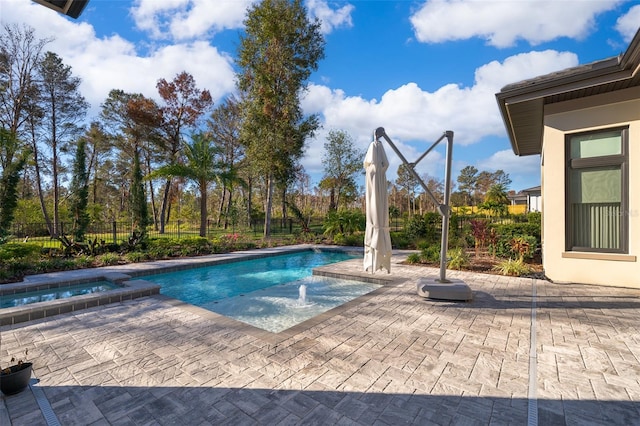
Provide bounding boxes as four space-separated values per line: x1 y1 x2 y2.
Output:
9 218 328 248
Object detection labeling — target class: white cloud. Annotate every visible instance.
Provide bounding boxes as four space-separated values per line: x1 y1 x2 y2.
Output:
477 149 540 174
131 0 253 40
1 0 236 116
306 0 354 34
410 0 621 48
616 5 640 43
476 149 541 189
302 49 577 145
130 0 350 40
300 49 577 183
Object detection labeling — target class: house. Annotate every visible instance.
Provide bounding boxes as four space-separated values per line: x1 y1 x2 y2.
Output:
31 0 89 18
496 27 640 288
508 185 541 213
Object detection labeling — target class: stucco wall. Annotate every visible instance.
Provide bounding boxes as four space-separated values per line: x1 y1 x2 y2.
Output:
542 86 640 288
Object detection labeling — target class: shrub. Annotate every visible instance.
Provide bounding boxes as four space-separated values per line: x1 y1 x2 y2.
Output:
404 213 440 244
125 251 147 263
390 232 409 249
73 255 94 269
323 209 365 236
406 253 422 264
447 247 469 270
404 215 426 240
0 242 41 261
492 258 531 276
342 232 364 246
420 244 441 263
492 234 537 259
0 259 31 282
490 222 541 244
469 219 489 255
96 253 120 266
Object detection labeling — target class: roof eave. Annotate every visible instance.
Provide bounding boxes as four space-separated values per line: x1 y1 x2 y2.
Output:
496 28 640 157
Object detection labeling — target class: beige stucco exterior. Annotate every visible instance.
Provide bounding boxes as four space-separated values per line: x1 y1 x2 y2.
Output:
541 85 640 288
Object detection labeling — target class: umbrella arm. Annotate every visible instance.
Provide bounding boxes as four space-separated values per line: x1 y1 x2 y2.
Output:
375 127 455 283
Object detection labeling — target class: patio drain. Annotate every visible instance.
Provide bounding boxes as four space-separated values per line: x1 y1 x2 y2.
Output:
29 379 61 426
527 278 538 426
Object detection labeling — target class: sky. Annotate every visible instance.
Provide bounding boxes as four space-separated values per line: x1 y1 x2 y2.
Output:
1 0 640 194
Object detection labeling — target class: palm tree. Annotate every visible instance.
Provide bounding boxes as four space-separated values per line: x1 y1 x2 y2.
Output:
148 133 223 237
481 183 509 216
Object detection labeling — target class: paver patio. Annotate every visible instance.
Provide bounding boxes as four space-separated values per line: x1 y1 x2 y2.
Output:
1 249 639 425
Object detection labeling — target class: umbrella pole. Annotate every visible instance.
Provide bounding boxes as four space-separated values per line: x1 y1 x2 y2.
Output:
438 131 454 282
375 128 453 281
376 128 473 302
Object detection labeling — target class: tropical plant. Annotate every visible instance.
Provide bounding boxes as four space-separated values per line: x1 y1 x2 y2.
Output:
447 247 469 270
155 72 213 234
492 258 531 276
469 219 488 256
323 209 365 237
148 133 223 237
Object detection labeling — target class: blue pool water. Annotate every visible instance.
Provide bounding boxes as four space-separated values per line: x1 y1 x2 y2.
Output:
146 250 358 304
141 250 380 332
1 281 118 308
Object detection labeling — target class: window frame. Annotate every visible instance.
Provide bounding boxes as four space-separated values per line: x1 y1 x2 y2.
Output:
565 126 629 253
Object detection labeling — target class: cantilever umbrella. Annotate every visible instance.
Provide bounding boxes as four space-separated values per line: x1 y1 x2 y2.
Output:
364 137 392 273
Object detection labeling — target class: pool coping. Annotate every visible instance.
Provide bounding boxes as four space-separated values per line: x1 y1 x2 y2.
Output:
0 245 373 327
0 274 160 326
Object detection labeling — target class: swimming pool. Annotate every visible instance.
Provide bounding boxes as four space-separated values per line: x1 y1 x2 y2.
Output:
0 281 118 308
144 250 358 303
138 249 380 332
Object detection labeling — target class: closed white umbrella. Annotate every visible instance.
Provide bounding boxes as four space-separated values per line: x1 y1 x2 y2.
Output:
364 138 392 273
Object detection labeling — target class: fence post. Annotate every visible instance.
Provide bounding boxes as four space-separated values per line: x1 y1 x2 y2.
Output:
177 220 181 239
111 221 117 244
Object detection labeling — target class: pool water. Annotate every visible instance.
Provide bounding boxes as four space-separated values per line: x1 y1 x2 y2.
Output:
1 281 118 309
145 250 357 304
209 275 380 333
142 250 379 332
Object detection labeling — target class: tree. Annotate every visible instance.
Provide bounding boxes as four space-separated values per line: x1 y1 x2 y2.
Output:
0 24 51 168
0 129 28 241
476 169 512 203
396 164 421 215
130 148 148 237
419 175 444 213
206 96 246 229
156 71 213 234
320 129 363 211
457 165 478 206
100 90 162 225
68 138 90 241
80 122 111 211
148 133 223 237
237 0 324 238
35 51 88 237
480 183 509 216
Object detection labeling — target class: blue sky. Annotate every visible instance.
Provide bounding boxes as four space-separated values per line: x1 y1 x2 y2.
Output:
2 0 640 193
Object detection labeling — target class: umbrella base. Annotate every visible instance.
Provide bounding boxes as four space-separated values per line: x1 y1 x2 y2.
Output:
417 278 473 302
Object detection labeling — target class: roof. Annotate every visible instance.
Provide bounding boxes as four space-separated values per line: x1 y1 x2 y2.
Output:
496 28 640 156
31 0 89 19
521 185 541 194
